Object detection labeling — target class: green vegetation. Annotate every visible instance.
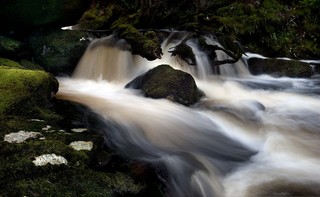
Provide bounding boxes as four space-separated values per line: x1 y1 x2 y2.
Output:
208 0 320 58
0 35 23 56
0 116 143 197
76 0 319 59
0 66 58 116
111 18 162 60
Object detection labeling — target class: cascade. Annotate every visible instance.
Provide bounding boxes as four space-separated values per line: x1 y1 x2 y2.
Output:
56 32 320 197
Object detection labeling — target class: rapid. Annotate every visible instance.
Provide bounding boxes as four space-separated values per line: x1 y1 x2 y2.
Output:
56 32 320 197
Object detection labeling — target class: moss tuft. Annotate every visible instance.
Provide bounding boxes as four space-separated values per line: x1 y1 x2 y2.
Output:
0 67 58 116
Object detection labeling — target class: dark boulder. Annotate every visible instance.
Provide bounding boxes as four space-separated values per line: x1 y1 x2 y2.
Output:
248 58 313 78
27 29 90 75
125 64 203 106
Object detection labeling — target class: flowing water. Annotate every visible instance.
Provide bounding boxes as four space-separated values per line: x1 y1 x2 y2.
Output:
56 33 320 197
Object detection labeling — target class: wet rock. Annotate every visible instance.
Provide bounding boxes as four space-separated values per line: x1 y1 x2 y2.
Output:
126 64 204 106
248 58 313 78
4 131 42 143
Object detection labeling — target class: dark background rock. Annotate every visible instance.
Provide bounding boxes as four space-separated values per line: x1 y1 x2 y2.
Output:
27 29 90 75
0 0 92 33
248 58 313 78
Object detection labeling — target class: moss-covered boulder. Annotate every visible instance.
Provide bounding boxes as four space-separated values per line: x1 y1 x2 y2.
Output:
28 29 90 75
248 58 313 78
0 35 24 58
112 19 162 61
126 64 203 106
0 0 91 32
0 65 58 116
78 1 124 30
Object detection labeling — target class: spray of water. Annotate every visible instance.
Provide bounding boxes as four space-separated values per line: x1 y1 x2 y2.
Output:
56 33 320 196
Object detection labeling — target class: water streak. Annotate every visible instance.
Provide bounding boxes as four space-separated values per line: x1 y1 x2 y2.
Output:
56 33 320 197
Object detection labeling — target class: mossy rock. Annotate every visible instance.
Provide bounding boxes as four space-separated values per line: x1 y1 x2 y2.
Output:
0 0 91 32
111 19 162 60
0 116 144 197
0 57 24 69
126 64 203 106
0 35 24 57
78 2 123 30
28 29 90 75
19 59 44 71
248 58 313 78
0 66 58 116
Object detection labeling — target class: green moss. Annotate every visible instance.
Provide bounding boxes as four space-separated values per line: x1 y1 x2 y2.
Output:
0 67 58 116
111 21 162 60
126 64 203 105
0 35 23 55
79 3 122 30
19 59 44 70
0 57 24 68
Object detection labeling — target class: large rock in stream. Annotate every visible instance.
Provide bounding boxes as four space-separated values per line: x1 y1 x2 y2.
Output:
126 64 204 106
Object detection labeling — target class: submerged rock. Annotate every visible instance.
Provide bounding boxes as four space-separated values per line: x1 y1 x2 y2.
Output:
248 58 313 78
126 64 203 106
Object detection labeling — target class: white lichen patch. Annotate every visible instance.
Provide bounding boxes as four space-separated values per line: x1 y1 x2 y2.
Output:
4 131 42 143
28 119 45 122
69 141 93 151
32 154 68 166
71 128 87 133
42 125 52 131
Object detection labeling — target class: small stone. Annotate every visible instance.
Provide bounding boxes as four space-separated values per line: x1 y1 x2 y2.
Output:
69 141 93 151
32 154 68 166
42 125 52 131
4 131 42 143
28 119 45 122
71 128 87 133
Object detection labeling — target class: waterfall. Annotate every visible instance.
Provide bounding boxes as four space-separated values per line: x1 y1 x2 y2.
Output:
56 33 320 197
